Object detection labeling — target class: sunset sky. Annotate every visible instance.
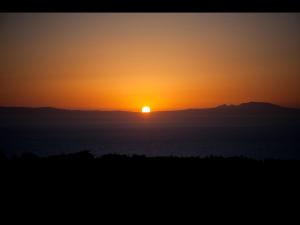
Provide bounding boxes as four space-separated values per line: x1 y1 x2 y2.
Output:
1 13 300 111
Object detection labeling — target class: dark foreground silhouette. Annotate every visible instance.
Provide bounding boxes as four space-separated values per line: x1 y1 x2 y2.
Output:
2 150 300 210
2 150 300 171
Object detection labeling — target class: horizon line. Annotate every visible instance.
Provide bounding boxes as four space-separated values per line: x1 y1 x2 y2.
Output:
0 101 299 112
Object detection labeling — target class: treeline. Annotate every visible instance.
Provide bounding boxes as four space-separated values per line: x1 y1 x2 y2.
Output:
1 150 299 165
2 150 300 192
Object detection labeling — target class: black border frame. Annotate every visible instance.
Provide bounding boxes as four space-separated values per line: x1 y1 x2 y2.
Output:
2 0 300 12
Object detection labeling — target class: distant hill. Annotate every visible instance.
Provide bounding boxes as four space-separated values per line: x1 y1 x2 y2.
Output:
218 102 289 110
0 102 298 114
208 102 298 114
0 102 299 127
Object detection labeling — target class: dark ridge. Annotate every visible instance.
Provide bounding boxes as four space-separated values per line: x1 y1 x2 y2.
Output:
0 102 298 113
1 151 300 176
215 102 292 110
1 102 299 130
0 106 66 113
2 151 299 205
2 150 300 163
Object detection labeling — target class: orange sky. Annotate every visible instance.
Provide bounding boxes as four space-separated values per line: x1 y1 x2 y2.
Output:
1 13 300 111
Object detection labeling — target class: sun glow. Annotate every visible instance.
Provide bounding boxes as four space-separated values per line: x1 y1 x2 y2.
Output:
142 106 151 113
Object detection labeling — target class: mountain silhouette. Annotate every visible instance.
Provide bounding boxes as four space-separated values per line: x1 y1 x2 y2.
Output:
210 102 297 114
0 102 298 115
0 102 299 128
215 102 283 110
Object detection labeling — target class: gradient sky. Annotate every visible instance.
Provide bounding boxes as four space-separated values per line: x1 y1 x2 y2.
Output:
1 13 300 111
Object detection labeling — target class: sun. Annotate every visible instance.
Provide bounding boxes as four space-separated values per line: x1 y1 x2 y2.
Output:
141 106 151 113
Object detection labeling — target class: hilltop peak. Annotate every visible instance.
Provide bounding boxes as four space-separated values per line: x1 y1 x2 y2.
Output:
239 102 282 108
211 102 297 113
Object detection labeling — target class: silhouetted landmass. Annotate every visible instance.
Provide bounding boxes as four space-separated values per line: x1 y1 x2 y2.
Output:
1 102 299 129
1 102 299 118
0 102 298 121
2 150 299 206
2 150 300 165
1 150 299 196
0 148 5 161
